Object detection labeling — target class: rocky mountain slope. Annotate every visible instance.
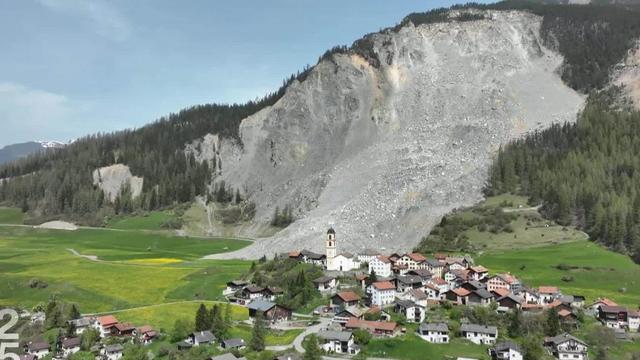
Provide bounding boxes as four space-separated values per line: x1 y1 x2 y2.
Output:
0 141 65 165
202 10 585 258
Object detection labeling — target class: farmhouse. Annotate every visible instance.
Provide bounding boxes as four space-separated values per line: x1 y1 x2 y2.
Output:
425 259 445 278
333 306 367 324
397 253 428 270
210 354 248 360
188 331 216 346
417 322 449 343
247 299 292 322
544 333 588 360
468 265 489 281
112 322 136 337
69 317 92 335
345 318 399 337
445 288 470 305
300 250 326 266
587 297 618 315
369 255 392 277
94 315 119 338
103 344 124 360
61 337 81 357
497 294 524 312
401 288 429 307
598 305 639 331
489 342 523 360
317 330 360 355
223 280 248 296
25 340 49 359
137 325 158 344
331 291 361 308
406 269 433 283
241 285 271 300
370 281 396 306
221 338 246 350
396 275 424 292
538 286 561 304
487 274 521 292
394 299 425 323
460 324 498 345
467 289 493 307
313 276 339 292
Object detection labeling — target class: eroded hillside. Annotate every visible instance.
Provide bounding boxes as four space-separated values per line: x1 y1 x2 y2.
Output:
202 10 585 258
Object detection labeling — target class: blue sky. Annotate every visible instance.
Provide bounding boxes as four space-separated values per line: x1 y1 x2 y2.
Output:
0 0 491 147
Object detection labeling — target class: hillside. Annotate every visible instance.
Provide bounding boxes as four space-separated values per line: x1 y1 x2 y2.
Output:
0 141 65 165
2 1 640 258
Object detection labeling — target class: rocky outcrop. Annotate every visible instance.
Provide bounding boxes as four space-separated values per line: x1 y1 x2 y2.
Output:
614 41 640 109
92 164 143 202
205 10 585 258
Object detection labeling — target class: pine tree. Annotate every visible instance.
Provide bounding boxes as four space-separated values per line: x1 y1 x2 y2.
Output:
195 304 210 331
303 334 322 360
249 311 266 351
67 304 81 320
544 308 560 337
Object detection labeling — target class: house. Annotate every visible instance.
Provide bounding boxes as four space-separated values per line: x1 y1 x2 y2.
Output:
94 315 119 338
137 325 158 344
317 330 360 355
395 275 424 293
487 274 521 292
313 276 339 292
370 281 396 306
401 288 429 307
19 355 36 360
221 338 246 350
516 288 541 305
369 255 392 277
489 342 523 360
345 318 399 337
354 273 368 290
357 249 380 264
69 317 92 335
429 277 449 293
331 291 361 308
544 333 588 360
417 322 449 343
103 344 124 360
497 294 524 312
424 283 441 300
460 324 498 345
406 269 434 284
587 297 618 315
445 288 470 305
598 305 631 329
558 309 579 326
394 299 425 323
469 266 489 281
332 253 361 272
241 285 269 300
188 331 216 346
467 289 493 307
460 280 486 292
61 337 81 357
30 312 45 325
223 280 248 296
425 259 445 278
629 310 640 332
210 354 248 360
333 306 368 324
300 250 326 266
25 340 49 359
397 253 428 270
247 299 292 322
112 322 136 337
538 286 561 304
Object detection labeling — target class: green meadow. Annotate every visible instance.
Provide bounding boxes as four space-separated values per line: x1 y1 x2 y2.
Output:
0 224 251 313
106 210 175 230
0 207 23 224
477 240 640 306
365 335 489 360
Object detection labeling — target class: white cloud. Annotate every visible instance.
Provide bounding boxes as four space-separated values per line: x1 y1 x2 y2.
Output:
36 0 131 42
0 82 82 145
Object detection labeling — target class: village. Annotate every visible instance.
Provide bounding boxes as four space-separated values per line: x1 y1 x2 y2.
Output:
16 229 640 360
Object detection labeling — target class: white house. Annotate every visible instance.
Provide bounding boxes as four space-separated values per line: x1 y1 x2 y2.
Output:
490 342 523 360
188 331 216 346
394 300 425 323
25 341 49 359
397 253 428 270
487 274 521 292
545 333 588 360
371 281 396 306
94 315 119 338
424 283 441 300
317 330 360 355
313 276 339 292
61 337 81 357
460 324 498 345
425 259 445 278
369 256 392 277
223 280 248 296
417 323 449 343
69 317 93 335
629 311 640 332
401 288 429 307
538 286 561 304
103 344 124 360
357 249 380 264
332 253 360 272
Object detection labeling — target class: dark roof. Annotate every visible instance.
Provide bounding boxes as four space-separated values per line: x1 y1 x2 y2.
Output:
70 317 92 327
395 299 418 308
426 259 443 267
327 228 336 234
192 331 215 343
313 276 335 284
227 280 248 287
407 288 428 300
243 285 265 293
600 305 628 314
62 337 81 349
247 299 277 312
210 354 247 360
498 294 524 304
222 338 246 348
301 250 325 260
494 341 521 352
396 275 423 285
27 341 49 352
460 324 498 335
407 269 433 278
472 288 493 299
419 322 449 332
318 330 353 342
105 344 124 353
546 333 587 346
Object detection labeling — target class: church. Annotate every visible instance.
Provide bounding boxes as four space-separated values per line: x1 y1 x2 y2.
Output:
325 228 361 272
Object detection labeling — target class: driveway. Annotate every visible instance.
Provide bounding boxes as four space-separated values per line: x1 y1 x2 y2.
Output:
293 317 331 353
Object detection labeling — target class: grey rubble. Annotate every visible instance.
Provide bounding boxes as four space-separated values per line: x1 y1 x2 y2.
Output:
202 10 584 259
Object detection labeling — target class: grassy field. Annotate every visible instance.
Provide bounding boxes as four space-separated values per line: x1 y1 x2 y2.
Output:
477 240 640 306
0 207 23 224
106 211 175 230
365 335 489 359
228 325 303 346
0 225 251 312
113 301 249 330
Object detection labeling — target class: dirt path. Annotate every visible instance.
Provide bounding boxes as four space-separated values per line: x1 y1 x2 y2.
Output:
67 248 99 261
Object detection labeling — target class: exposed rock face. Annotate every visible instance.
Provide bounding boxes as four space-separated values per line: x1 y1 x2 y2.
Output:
207 10 585 259
92 164 143 202
614 42 640 109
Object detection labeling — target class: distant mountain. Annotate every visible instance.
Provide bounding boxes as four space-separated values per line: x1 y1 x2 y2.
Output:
0 141 65 165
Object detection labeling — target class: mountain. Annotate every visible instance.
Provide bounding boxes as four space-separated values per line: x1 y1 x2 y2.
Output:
0 141 65 165
1 1 640 258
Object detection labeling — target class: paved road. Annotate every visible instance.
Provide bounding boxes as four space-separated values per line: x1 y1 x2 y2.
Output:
293 317 332 353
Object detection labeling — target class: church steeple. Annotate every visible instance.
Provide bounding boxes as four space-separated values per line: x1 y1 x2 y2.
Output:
326 228 337 270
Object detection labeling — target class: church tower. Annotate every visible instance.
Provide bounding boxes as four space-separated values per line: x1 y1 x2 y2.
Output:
326 228 337 270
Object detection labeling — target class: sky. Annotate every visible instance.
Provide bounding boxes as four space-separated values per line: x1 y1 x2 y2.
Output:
0 0 491 147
